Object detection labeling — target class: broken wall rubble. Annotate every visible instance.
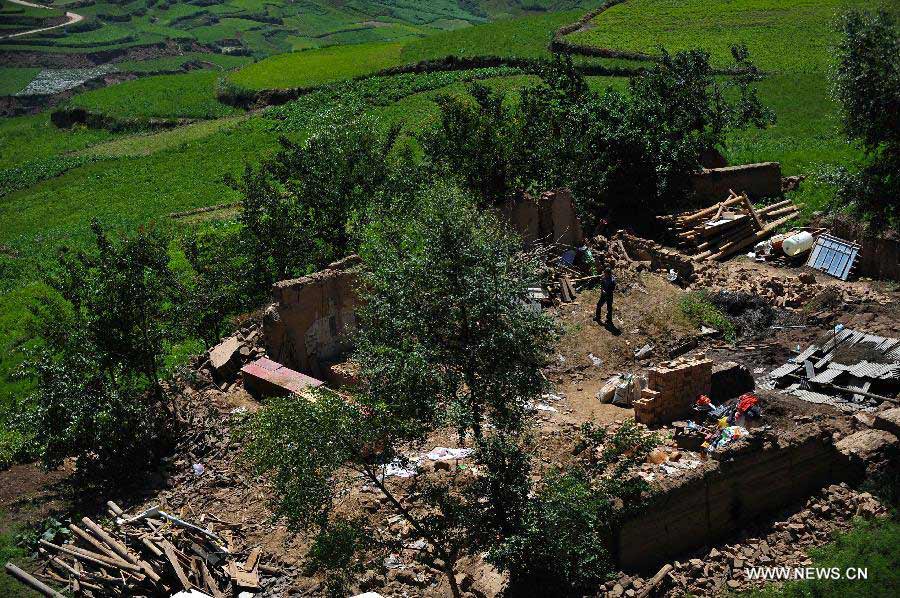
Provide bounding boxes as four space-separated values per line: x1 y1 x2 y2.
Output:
499 188 584 248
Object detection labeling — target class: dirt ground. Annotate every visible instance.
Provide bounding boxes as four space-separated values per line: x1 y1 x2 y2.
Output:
1 256 898 597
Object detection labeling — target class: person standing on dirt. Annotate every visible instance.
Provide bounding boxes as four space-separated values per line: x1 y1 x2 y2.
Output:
595 267 616 325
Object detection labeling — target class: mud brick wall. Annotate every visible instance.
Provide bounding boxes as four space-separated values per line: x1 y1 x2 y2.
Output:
691 162 782 203
617 232 696 281
500 188 584 248
263 256 362 378
830 218 900 281
634 358 713 425
616 429 841 571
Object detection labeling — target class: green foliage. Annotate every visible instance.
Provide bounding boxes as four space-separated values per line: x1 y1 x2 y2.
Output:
306 519 369 598
425 52 771 224
490 420 659 595
180 221 253 347
234 112 402 286
830 10 899 230
680 291 736 341
20 221 178 483
0 155 97 197
356 183 558 439
747 518 900 598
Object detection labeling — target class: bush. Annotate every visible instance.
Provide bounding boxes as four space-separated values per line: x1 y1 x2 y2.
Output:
490 420 659 596
21 221 178 484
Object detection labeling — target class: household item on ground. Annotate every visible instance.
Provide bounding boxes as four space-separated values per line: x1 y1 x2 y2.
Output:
782 231 815 256
805 234 860 281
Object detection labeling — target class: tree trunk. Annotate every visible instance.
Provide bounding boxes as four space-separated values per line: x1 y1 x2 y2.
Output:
366 466 462 598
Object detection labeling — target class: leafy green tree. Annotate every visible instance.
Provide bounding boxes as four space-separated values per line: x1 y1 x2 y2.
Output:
232 114 403 287
180 222 255 348
244 186 557 597
490 421 659 596
832 10 900 229
425 51 771 227
23 221 177 483
356 184 558 440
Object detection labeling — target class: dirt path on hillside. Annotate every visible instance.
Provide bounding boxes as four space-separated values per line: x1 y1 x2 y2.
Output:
1 0 84 40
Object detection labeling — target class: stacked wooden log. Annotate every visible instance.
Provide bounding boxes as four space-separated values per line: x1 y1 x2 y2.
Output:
5 501 265 597
658 190 800 261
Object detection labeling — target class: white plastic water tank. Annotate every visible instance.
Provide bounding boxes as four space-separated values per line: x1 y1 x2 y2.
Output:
782 231 815 256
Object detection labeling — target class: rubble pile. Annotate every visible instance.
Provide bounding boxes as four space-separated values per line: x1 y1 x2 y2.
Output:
193 323 265 391
9 500 267 597
598 484 888 597
769 327 900 412
658 191 800 261
692 261 892 309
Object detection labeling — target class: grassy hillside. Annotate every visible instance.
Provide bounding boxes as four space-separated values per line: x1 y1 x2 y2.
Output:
566 0 900 216
67 71 241 119
0 0 591 60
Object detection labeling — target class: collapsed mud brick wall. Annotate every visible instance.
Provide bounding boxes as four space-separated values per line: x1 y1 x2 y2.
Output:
499 188 585 248
263 256 362 378
634 358 713 425
617 426 847 571
617 231 696 281
691 162 782 203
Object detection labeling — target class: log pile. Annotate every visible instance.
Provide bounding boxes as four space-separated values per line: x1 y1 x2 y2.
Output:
6 501 265 597
658 190 800 261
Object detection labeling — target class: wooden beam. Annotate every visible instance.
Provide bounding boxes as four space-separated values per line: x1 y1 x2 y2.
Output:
4 563 66 598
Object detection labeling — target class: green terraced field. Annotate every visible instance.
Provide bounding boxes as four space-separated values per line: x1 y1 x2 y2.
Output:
68 71 242 119
0 66 38 95
568 0 896 74
229 41 405 90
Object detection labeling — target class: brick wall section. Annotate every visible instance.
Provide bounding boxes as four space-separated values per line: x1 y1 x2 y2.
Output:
263 256 362 378
633 357 713 425
617 427 842 571
690 162 782 203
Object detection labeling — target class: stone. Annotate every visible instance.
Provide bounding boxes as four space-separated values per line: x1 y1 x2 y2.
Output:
611 583 624 597
207 334 243 380
727 579 741 589
873 408 900 438
709 548 721 559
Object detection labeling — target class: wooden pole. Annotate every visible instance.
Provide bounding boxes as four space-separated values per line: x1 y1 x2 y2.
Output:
4 563 66 598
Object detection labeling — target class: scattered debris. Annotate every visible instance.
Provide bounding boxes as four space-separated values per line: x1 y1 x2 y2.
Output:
6 502 266 597
769 327 900 411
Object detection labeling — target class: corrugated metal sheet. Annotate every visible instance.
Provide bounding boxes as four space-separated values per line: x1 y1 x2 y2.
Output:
806 234 860 280
770 363 800 379
810 368 843 384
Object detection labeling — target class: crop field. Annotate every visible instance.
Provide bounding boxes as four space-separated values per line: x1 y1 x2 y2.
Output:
229 41 405 90
0 66 38 95
68 71 242 119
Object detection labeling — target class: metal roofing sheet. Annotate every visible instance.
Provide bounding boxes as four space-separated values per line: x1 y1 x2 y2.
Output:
810 368 843 384
806 234 860 280
770 363 800 379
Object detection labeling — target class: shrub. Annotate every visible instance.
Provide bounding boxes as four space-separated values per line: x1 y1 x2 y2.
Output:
680 291 736 341
831 10 900 230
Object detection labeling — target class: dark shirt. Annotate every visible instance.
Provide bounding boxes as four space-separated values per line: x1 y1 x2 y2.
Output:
601 274 616 295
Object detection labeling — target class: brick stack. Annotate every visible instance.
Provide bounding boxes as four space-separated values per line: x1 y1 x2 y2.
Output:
634 357 713 425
